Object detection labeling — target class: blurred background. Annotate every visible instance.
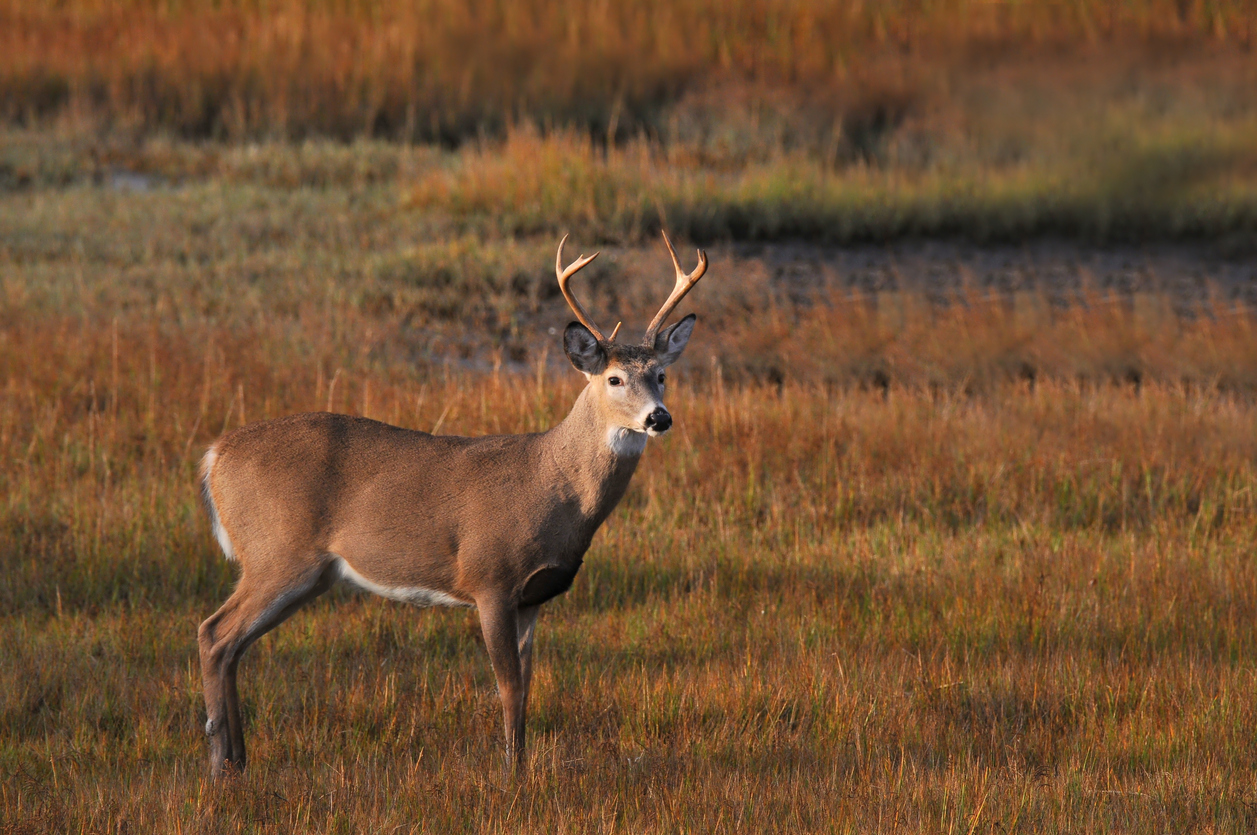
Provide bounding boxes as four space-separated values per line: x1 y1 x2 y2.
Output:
3 0 1256 386
5 0 1257 240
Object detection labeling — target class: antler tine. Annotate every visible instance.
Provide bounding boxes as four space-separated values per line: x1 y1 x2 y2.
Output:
643 230 708 344
555 234 609 342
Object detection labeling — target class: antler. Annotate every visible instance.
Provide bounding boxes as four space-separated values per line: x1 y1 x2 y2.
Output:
643 230 708 344
556 235 617 342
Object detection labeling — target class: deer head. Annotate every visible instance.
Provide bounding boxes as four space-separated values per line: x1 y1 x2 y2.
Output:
557 232 706 446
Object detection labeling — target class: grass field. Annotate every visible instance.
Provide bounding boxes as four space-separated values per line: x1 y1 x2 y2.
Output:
4 5 1257 826
5 0 1255 142
4 320 1257 832
4 129 1257 831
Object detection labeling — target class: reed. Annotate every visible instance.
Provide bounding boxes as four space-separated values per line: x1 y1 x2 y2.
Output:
2 0 1254 140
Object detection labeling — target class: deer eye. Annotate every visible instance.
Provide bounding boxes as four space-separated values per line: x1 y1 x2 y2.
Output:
607 376 623 386
658 373 666 384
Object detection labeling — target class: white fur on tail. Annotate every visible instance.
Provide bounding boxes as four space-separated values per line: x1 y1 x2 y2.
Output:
200 447 236 561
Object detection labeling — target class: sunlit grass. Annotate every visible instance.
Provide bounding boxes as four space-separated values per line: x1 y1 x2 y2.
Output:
5 1 1257 246
2 0 1254 140
5 128 1257 832
406 122 1257 243
8 106 1256 246
3 315 1257 830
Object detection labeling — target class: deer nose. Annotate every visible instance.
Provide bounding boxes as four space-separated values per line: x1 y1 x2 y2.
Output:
644 408 672 433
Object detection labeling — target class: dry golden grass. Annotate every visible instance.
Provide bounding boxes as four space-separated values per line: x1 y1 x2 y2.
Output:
5 130 1257 832
3 310 1257 832
405 121 1257 243
6 1 1257 245
4 0 1254 140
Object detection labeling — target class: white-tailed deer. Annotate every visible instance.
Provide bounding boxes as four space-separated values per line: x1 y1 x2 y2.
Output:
197 232 708 776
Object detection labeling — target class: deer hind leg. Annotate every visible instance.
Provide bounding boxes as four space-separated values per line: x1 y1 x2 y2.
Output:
198 560 337 778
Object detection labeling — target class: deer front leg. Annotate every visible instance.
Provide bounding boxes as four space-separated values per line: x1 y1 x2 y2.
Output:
478 598 528 773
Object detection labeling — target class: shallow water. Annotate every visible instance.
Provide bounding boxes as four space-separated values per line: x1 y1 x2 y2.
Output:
737 239 1257 310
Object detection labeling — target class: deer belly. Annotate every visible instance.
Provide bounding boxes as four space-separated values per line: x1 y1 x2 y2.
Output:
519 561 583 607
332 556 472 608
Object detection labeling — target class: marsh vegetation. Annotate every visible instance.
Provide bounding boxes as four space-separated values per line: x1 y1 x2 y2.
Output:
3 2 1257 831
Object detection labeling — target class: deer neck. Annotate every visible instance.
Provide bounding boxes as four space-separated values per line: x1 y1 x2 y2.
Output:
543 385 644 519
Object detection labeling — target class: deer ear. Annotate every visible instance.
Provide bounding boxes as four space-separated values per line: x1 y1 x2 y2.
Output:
564 322 608 375
653 313 696 366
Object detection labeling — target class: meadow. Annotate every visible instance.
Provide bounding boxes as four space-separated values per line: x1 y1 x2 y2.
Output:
4 1 1257 830
3 128 1257 831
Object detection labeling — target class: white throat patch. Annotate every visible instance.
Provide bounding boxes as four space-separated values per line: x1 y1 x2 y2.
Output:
606 426 648 457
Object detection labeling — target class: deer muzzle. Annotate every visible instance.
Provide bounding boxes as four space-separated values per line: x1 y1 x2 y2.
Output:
644 408 672 435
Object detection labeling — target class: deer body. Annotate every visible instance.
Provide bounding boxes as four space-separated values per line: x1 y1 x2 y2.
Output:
203 391 641 612
198 234 707 776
